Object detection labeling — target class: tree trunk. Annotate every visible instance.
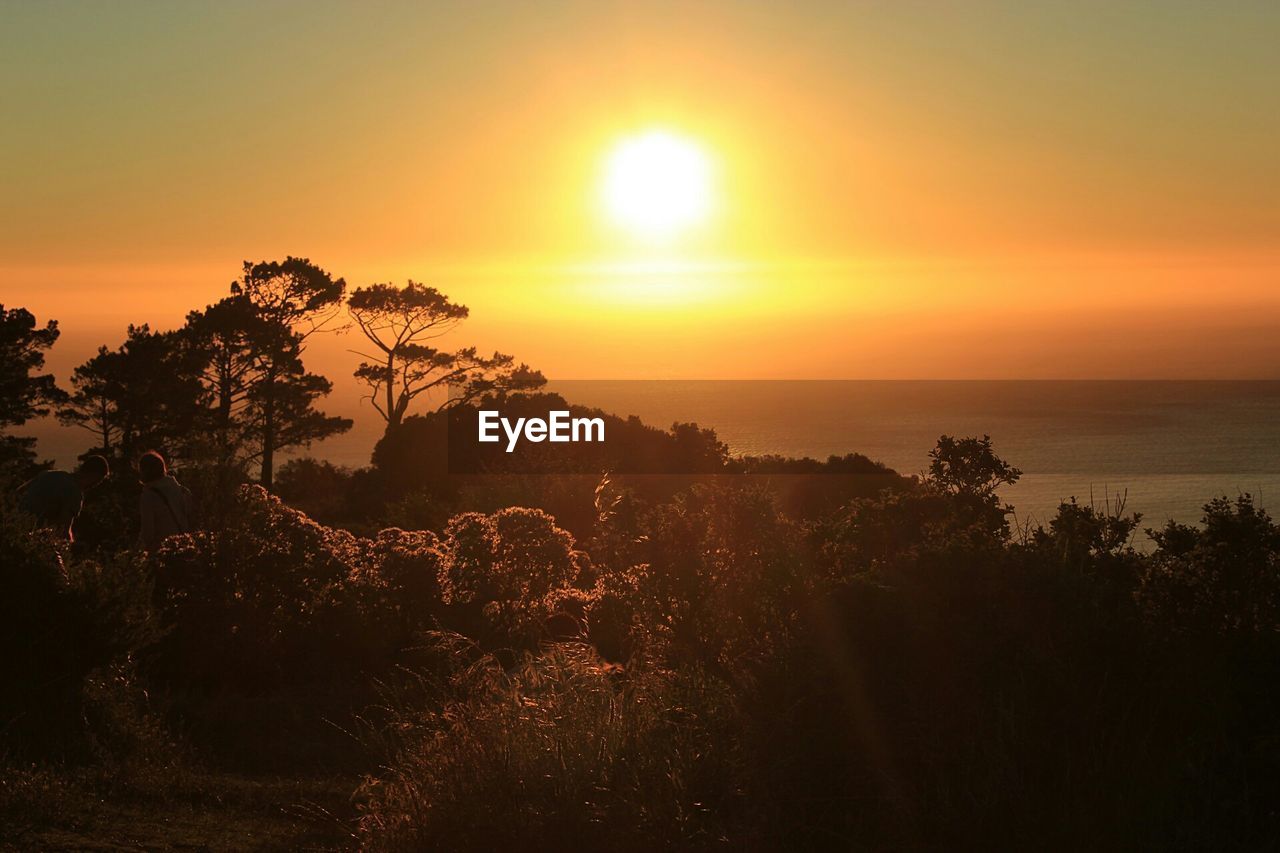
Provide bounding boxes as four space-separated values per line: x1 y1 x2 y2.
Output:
217 360 235 469
260 373 276 489
385 352 397 428
98 400 112 455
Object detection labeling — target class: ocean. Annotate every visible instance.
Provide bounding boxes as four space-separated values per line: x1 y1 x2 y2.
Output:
541 380 1280 533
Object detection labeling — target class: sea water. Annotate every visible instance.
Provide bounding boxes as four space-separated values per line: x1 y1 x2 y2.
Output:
547 380 1280 533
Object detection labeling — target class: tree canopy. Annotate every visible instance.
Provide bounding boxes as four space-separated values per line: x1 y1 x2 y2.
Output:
0 305 66 476
349 281 544 433
57 325 204 461
184 258 352 488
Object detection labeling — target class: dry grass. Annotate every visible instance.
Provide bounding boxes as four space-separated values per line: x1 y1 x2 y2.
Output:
356 641 745 852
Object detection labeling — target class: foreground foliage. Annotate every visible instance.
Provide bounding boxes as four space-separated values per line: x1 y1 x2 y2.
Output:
4 436 1280 849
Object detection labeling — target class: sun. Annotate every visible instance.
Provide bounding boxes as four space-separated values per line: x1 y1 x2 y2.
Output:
601 130 713 238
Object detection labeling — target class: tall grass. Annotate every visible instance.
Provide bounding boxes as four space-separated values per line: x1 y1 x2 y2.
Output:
357 641 745 852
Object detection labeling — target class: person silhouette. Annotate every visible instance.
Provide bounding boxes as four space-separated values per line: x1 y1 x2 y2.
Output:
16 455 110 542
137 450 194 550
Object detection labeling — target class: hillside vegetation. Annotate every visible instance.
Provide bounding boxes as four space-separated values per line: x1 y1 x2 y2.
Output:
4 435 1279 849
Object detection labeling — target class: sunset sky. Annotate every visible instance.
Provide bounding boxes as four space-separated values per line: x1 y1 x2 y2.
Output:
3 0 1279 393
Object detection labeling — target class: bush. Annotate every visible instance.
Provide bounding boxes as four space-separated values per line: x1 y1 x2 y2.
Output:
10 435 1280 847
437 507 587 648
147 485 372 692
357 643 744 852
1141 494 1280 635
620 483 805 669
0 504 162 762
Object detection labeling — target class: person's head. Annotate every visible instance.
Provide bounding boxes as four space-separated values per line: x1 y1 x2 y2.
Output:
77 454 110 489
137 450 167 484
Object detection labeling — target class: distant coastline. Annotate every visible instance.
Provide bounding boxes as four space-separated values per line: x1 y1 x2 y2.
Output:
22 379 1277 530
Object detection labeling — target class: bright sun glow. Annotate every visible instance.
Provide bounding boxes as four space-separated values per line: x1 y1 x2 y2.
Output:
602 131 713 238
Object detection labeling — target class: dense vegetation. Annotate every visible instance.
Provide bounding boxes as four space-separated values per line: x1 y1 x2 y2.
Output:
3 281 1279 849
5 437 1279 849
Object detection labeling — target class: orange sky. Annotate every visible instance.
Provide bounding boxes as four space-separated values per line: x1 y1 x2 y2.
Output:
3 1 1279 394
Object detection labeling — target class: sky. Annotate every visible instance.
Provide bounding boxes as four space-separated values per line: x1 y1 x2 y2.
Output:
3 0 1279 402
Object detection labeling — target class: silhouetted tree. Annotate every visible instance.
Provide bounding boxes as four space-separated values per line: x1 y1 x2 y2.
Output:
184 259 351 488
236 258 348 488
57 325 204 462
232 256 347 338
0 305 65 478
244 362 351 485
926 433 1023 540
1035 495 1142 567
668 421 731 473
928 434 1022 498
348 281 544 435
1143 494 1280 634
57 345 123 455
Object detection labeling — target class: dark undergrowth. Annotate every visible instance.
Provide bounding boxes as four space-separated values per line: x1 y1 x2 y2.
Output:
5 436 1280 850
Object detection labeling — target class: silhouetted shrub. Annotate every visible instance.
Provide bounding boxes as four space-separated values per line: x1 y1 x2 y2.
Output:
734 452 909 518
274 457 358 523
11 433 1280 847
357 643 744 852
0 507 161 761
147 485 370 693
437 507 587 648
1141 494 1280 635
620 483 805 670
